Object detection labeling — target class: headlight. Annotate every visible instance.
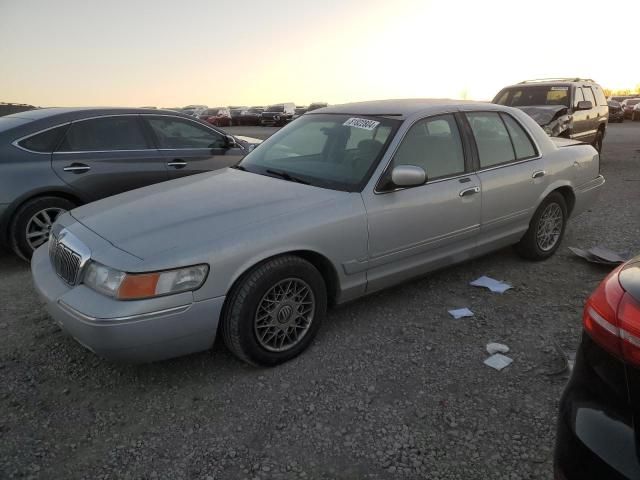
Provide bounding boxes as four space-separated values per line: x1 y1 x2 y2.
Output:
83 262 208 300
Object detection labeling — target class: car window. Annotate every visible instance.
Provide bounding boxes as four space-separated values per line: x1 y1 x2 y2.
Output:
495 86 569 107
582 87 596 106
263 121 333 160
500 114 536 160
592 85 607 106
58 116 148 152
146 117 225 149
391 114 465 180
573 87 584 107
18 124 69 152
467 112 515 168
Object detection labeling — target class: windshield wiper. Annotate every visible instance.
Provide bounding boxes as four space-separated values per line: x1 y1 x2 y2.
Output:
265 169 310 185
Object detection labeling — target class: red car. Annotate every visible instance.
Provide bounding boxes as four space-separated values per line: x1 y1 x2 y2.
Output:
199 107 232 127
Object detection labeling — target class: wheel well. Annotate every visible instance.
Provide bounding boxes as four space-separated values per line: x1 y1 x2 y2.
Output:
553 186 575 215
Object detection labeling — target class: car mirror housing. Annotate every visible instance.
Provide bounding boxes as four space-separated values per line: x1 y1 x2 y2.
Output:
224 135 237 148
390 165 427 188
577 100 593 110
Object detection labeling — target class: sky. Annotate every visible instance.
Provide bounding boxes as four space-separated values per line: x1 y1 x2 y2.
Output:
1 0 639 107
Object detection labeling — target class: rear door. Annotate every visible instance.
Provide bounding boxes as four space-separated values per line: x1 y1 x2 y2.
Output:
465 111 549 251
51 115 169 202
142 115 244 178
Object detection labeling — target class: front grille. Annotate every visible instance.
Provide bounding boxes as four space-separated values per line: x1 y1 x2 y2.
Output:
49 234 82 285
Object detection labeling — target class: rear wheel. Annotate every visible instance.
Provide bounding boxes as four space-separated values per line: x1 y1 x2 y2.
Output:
220 255 327 366
10 196 76 261
516 192 567 261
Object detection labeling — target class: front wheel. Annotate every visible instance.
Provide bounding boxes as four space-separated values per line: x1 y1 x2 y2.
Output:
591 129 604 153
220 255 327 366
516 192 567 261
10 196 76 261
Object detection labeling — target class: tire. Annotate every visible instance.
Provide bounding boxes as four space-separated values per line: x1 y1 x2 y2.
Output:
516 192 567 261
220 255 327 366
591 128 604 153
9 196 76 261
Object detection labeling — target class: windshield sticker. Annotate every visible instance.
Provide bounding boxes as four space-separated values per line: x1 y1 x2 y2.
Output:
343 117 380 130
551 86 568 91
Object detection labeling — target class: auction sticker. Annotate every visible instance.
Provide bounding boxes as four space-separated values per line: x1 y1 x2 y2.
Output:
343 117 380 130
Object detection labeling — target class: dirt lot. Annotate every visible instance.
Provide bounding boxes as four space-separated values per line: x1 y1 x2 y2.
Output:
1 123 639 479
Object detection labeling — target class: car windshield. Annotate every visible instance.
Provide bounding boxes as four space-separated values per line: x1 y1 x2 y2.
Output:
494 86 570 107
203 108 220 115
239 113 400 192
626 99 640 106
266 105 285 112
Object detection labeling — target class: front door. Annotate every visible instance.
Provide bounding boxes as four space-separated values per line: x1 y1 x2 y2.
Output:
51 115 168 202
142 115 244 178
363 113 481 292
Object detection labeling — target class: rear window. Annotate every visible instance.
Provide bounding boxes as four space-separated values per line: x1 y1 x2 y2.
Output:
18 124 69 152
494 86 570 107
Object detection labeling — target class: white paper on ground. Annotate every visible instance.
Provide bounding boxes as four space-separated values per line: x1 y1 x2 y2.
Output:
484 353 513 371
486 342 510 355
448 308 474 319
470 276 512 293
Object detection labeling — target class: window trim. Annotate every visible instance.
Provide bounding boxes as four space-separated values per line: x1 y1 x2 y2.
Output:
465 111 541 173
374 112 471 194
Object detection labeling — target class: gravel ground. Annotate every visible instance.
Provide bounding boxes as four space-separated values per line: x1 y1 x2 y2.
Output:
1 123 639 480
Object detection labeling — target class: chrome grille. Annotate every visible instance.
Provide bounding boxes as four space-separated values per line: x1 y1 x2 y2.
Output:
49 232 82 285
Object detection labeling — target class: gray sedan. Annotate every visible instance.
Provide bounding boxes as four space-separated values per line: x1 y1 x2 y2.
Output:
31 99 605 366
0 107 261 260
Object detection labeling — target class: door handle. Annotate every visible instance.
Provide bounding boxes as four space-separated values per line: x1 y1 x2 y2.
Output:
532 170 546 179
459 186 480 197
167 159 187 168
62 163 91 173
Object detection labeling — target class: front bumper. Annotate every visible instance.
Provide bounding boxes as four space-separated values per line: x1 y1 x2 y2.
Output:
31 245 224 362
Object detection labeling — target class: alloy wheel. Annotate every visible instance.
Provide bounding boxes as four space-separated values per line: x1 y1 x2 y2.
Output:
254 278 315 352
25 207 65 250
536 203 563 251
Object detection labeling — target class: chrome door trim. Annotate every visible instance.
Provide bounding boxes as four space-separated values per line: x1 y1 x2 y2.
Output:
11 122 72 154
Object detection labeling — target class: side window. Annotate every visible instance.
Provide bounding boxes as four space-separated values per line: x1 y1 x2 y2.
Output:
466 112 515 168
146 117 226 149
593 85 607 106
392 114 465 180
500 114 537 160
58 116 148 152
583 87 596 107
573 87 584 107
18 124 69 152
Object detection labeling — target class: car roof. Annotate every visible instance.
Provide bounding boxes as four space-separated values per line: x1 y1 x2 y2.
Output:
310 98 492 119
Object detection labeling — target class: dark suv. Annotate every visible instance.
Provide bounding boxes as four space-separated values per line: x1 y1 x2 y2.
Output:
0 107 261 260
260 103 295 126
493 78 609 152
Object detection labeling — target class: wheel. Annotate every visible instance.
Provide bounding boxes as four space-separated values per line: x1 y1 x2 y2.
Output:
9 196 76 261
516 192 567 261
220 255 327 366
591 129 604 153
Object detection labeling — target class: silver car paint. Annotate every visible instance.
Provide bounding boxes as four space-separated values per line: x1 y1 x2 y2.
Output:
31 101 604 362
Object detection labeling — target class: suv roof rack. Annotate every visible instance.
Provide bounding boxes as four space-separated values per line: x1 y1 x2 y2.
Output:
518 78 596 84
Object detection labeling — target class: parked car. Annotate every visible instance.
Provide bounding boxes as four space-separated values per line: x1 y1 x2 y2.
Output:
228 106 248 126
0 103 36 117
237 107 264 126
493 78 609 152
633 103 640 121
293 106 307 119
181 105 208 117
31 99 604 366
199 107 232 127
554 256 640 480
621 98 640 119
607 100 625 123
0 107 261 260
307 102 328 112
260 103 295 126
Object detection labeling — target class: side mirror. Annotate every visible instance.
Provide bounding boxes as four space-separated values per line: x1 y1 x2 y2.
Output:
224 135 237 148
390 165 427 188
576 100 593 110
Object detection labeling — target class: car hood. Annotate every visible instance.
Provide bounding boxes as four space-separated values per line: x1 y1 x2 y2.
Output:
515 105 568 126
70 168 344 260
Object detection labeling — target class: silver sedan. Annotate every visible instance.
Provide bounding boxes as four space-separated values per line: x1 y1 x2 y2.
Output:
31 99 605 366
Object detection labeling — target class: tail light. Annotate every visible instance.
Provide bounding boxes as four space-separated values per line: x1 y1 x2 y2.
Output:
583 266 640 366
